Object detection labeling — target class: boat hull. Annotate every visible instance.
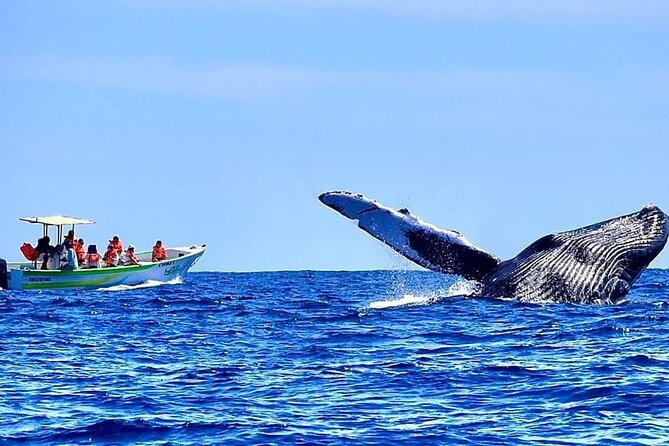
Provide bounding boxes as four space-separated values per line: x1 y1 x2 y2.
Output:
6 246 205 291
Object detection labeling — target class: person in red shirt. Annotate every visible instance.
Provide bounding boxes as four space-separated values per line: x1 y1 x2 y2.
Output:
152 240 167 262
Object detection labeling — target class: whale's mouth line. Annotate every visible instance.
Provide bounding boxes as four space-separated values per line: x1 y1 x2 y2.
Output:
356 206 379 217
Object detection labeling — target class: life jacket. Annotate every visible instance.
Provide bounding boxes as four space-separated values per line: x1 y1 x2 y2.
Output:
152 245 166 261
103 248 118 267
86 253 101 268
20 243 40 261
110 239 123 255
74 242 86 263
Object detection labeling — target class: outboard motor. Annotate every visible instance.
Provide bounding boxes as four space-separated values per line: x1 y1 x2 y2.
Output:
0 258 7 290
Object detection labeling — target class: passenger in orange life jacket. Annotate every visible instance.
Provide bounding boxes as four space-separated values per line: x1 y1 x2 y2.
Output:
122 245 140 266
103 243 119 267
85 245 101 268
73 238 86 266
152 240 167 262
109 235 123 256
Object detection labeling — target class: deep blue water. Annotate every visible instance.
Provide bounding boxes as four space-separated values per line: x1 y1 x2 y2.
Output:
1 270 669 445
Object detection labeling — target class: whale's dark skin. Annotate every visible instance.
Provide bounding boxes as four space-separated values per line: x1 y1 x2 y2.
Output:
319 191 668 303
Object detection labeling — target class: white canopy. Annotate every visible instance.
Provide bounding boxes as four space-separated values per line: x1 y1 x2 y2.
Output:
20 215 96 226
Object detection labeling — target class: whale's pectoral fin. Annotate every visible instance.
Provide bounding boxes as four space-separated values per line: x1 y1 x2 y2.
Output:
319 191 500 281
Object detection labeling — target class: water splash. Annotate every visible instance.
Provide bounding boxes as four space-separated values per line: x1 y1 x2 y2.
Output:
368 278 479 309
369 293 437 309
101 277 183 292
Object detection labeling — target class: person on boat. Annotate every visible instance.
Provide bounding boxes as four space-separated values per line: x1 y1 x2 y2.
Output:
61 240 79 271
121 245 140 266
64 229 75 245
46 244 65 270
85 245 101 268
36 236 52 269
45 245 57 270
74 238 86 266
109 235 124 256
103 243 119 267
152 240 167 262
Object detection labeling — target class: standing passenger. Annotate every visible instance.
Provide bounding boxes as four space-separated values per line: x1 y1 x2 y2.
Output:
64 229 75 245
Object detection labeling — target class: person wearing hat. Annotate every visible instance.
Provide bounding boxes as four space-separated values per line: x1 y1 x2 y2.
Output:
64 229 75 245
121 244 140 266
109 234 123 257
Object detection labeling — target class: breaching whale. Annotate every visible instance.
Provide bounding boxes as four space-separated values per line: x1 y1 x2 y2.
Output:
319 191 668 303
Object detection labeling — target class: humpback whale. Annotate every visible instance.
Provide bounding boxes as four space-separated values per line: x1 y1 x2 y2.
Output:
319 191 668 303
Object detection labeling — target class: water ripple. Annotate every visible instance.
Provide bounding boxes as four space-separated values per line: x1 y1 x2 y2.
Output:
1 270 668 444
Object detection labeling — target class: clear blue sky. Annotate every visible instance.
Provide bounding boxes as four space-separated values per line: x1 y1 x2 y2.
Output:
1 1 668 272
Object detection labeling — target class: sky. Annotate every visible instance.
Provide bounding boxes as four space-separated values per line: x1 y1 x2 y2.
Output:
1 1 668 272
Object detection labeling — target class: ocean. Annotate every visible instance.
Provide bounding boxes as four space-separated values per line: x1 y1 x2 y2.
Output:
1 270 668 445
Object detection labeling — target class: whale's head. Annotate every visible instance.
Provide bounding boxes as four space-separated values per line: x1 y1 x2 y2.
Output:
598 204 668 287
485 204 668 303
319 191 381 219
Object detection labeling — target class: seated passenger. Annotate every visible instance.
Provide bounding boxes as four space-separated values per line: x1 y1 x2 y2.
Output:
74 238 86 266
46 245 60 270
109 235 123 256
61 241 79 271
121 244 140 266
152 240 167 262
85 245 101 268
49 244 67 270
103 243 119 267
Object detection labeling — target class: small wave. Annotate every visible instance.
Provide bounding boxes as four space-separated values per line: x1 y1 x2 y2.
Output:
101 277 183 292
8 418 173 443
625 354 669 367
